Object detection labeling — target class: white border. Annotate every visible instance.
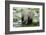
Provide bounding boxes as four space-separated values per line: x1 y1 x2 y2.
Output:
10 4 43 31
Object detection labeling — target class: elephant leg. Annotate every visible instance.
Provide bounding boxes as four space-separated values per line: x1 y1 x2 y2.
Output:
27 17 32 25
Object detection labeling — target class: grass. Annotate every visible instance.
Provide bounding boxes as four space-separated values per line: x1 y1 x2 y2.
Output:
13 22 39 27
20 22 39 27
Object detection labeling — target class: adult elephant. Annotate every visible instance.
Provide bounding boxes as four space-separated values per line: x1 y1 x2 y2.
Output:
21 8 33 25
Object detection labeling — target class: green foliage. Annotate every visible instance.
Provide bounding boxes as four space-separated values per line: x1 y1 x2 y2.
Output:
13 16 21 22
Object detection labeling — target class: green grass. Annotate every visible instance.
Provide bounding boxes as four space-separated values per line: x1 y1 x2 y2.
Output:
21 22 39 27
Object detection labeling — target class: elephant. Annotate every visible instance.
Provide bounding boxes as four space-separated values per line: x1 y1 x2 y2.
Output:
21 8 33 25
